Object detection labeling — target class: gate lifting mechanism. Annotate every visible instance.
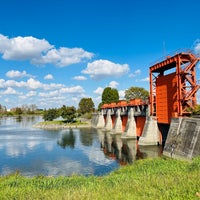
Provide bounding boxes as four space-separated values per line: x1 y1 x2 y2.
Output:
150 51 200 124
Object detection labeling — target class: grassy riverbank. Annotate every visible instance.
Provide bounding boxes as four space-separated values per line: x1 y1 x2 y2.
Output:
33 119 91 129
0 157 199 200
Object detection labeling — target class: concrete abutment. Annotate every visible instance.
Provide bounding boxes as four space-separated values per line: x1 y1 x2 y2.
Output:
163 117 200 160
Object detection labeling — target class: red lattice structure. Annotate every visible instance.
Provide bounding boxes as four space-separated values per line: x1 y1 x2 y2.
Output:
150 51 200 124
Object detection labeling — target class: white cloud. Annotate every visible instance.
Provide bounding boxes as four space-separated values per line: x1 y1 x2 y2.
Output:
44 74 54 80
0 78 65 92
194 39 200 53
73 76 87 81
19 95 27 100
6 70 29 78
0 34 52 60
1 87 17 95
135 77 149 82
140 77 149 82
129 69 141 78
42 83 64 91
32 47 94 67
93 87 104 95
59 85 85 94
82 59 129 80
39 90 59 98
27 78 43 89
0 34 94 67
197 90 200 104
109 81 119 88
119 90 125 99
26 91 37 97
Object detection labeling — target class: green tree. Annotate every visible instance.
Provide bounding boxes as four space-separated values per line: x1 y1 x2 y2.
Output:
78 98 94 114
192 104 200 115
102 87 119 104
43 108 59 121
15 107 23 115
124 86 149 101
98 102 103 111
60 105 76 122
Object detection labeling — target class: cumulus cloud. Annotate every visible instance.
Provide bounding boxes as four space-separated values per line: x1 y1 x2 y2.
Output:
27 78 43 89
6 70 30 78
59 85 85 94
33 47 94 67
39 90 59 98
0 78 64 91
73 75 87 81
194 39 200 53
44 74 54 80
93 87 104 95
140 77 149 82
0 34 94 67
0 87 17 95
0 34 52 60
0 77 86 109
109 81 119 88
26 91 37 97
82 59 129 80
119 90 125 99
135 77 149 82
129 69 141 78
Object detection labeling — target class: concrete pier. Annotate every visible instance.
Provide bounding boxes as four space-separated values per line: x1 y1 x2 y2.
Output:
95 110 105 128
138 116 160 146
105 109 113 131
122 108 137 138
113 108 122 133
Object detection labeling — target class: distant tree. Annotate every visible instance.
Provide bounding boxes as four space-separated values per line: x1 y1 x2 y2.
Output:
43 108 60 121
21 104 37 114
102 87 119 104
60 105 76 122
78 98 94 114
192 104 200 115
98 102 103 111
124 86 149 101
0 104 7 114
15 107 23 115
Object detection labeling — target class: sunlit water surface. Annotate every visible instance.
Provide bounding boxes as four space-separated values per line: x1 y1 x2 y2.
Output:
0 116 162 177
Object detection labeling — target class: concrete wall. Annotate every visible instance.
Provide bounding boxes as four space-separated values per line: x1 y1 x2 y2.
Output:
163 117 200 160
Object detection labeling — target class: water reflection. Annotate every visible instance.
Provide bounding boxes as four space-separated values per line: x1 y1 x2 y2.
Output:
79 128 94 146
0 117 119 176
0 117 163 177
57 129 76 149
99 130 163 165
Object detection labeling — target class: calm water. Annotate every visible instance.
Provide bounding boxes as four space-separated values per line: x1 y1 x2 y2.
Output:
0 116 162 177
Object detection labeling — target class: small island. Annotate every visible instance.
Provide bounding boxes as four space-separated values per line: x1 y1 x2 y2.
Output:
33 119 92 130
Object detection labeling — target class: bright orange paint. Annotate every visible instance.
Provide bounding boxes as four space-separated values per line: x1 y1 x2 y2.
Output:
135 116 146 136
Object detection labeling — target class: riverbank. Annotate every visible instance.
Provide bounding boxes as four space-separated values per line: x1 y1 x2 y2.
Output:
0 157 199 199
33 119 92 129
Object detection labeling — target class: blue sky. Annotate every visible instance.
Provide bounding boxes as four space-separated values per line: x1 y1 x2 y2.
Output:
0 0 200 109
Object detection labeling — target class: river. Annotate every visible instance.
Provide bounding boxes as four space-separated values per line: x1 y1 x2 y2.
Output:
0 116 162 177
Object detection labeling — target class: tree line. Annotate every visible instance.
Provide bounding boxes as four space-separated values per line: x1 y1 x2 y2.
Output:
1 86 200 120
43 98 94 121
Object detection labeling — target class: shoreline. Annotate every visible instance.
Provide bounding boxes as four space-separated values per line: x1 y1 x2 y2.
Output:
33 120 92 130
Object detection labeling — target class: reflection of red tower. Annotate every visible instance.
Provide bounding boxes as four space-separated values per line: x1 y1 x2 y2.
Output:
150 52 200 124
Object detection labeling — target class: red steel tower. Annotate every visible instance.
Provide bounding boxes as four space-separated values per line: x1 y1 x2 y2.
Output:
150 51 200 124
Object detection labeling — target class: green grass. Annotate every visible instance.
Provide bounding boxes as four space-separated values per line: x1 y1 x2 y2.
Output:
0 157 199 200
37 120 88 126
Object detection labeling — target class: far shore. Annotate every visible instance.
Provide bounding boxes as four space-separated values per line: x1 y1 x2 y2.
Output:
33 120 92 130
